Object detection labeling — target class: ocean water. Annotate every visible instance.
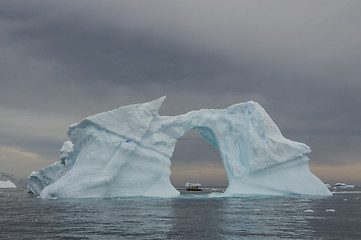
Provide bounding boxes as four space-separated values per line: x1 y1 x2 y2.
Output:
1 184 361 240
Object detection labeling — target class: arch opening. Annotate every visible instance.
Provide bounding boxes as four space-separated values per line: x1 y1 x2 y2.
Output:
170 128 228 191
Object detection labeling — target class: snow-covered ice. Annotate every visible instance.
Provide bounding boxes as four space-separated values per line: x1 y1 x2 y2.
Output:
28 96 331 198
0 180 16 188
326 209 336 212
304 209 314 213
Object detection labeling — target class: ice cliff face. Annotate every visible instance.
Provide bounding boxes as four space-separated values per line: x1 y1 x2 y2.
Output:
28 97 331 198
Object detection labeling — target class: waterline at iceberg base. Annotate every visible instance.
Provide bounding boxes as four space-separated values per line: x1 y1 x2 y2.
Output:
27 96 331 198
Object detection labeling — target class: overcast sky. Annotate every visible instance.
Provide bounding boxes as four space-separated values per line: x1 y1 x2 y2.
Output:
1 0 360 185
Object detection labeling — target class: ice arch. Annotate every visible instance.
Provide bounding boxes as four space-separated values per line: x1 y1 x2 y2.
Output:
170 127 225 185
28 97 331 198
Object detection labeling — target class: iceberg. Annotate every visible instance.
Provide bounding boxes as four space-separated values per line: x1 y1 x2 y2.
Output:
28 96 331 198
0 180 16 188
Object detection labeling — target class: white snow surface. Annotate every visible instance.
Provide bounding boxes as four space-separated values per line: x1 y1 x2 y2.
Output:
27 96 331 198
0 180 16 188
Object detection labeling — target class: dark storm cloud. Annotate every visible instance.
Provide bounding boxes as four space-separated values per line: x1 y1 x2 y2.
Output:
0 0 236 114
0 0 361 180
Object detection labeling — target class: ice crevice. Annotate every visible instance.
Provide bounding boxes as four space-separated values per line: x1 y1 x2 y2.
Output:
28 96 331 198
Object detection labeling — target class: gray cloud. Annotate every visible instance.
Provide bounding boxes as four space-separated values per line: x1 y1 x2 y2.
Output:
1 0 361 183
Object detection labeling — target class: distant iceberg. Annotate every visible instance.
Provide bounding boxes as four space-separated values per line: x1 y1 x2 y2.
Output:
332 183 355 189
28 96 331 198
0 180 16 188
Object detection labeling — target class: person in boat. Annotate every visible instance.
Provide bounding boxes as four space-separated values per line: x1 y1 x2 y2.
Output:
186 183 202 191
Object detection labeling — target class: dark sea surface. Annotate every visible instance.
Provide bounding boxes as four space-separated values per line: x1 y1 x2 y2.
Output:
1 184 361 240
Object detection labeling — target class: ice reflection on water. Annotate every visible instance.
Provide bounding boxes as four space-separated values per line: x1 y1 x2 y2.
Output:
1 185 361 239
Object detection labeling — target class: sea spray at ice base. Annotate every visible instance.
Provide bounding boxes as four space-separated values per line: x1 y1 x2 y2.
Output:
28 97 331 198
